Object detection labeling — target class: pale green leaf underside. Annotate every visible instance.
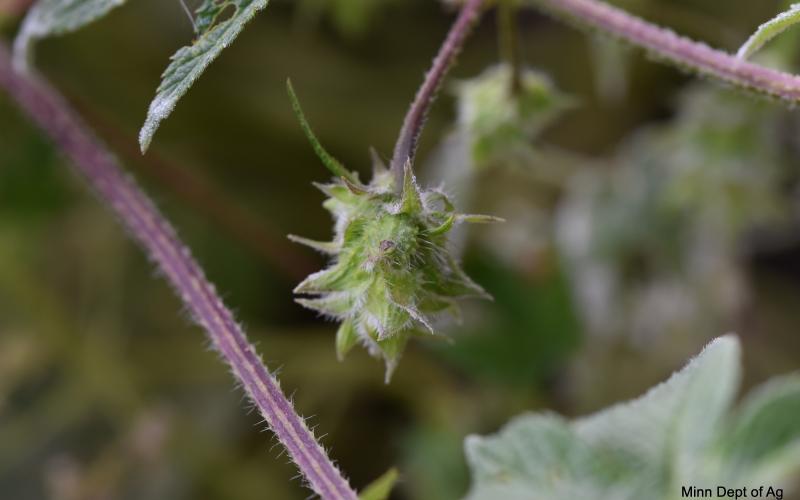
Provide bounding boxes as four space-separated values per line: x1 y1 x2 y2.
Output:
138 0 269 152
464 336 800 499
13 0 126 70
737 3 800 60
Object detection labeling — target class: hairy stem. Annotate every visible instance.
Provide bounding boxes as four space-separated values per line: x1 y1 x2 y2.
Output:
498 0 522 95
528 0 800 103
391 0 485 186
0 43 357 500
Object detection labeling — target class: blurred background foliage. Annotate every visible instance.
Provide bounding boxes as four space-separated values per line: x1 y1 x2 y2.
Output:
1 0 800 498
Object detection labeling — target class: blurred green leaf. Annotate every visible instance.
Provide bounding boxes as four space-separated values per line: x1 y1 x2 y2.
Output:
465 336 800 499
466 414 631 499
455 64 572 169
358 467 399 500
721 375 800 482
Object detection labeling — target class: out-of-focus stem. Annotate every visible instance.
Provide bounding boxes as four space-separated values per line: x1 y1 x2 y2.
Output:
0 43 357 500
391 0 486 186
528 0 800 103
498 0 522 95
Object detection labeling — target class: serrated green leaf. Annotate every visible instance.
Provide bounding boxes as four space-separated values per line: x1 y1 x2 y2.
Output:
358 467 399 500
13 0 126 70
139 0 269 152
195 0 233 35
737 3 800 60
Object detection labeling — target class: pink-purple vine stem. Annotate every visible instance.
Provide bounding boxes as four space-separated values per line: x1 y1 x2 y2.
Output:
0 43 357 500
529 0 800 103
391 0 486 185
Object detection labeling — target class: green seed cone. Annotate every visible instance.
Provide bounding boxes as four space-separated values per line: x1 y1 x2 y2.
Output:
293 157 499 382
287 80 500 381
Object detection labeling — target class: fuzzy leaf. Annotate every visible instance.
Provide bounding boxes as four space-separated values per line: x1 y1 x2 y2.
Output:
13 0 126 70
139 0 269 152
463 336 800 500
737 4 800 60
573 336 740 466
465 414 633 500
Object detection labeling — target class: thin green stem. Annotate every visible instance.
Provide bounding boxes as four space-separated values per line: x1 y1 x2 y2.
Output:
498 0 522 95
287 78 358 183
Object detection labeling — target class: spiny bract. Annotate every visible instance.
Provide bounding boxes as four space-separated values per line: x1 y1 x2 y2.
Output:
291 157 500 382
